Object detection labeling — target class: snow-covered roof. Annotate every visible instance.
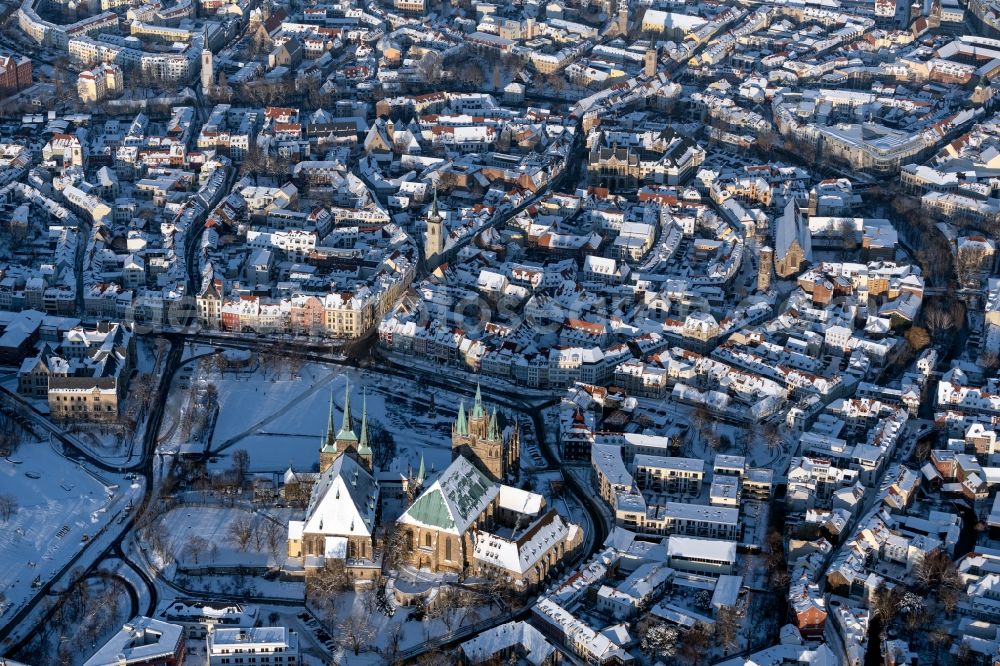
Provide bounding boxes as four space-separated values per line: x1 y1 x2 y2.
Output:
667 536 737 564
83 617 183 666
716 644 838 666
398 455 499 535
209 626 297 651
497 485 545 517
460 621 555 665
302 454 379 538
473 510 573 575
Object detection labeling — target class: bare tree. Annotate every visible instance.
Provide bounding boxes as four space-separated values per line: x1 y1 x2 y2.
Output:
763 529 787 584
132 373 156 406
306 559 350 608
0 493 18 522
705 434 722 451
679 623 712 665
143 518 171 564
385 622 404 663
0 414 23 457
763 423 782 454
715 606 740 653
262 518 285 563
905 326 931 353
284 477 311 507
187 535 210 564
871 582 904 625
840 219 858 251
418 51 443 84
754 131 780 159
692 402 711 445
369 418 396 469
231 449 250 489
915 549 962 614
956 245 988 287
915 549 961 591
430 586 467 632
339 612 375 655
456 61 485 88
227 514 255 551
924 305 955 343
491 61 502 90
929 626 952 662
380 522 408 572
251 517 267 552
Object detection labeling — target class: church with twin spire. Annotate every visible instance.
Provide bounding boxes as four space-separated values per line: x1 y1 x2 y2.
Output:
451 384 520 483
320 379 373 474
286 379 380 577
287 380 582 589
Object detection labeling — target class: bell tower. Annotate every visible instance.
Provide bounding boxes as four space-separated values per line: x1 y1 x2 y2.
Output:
424 188 443 271
617 0 629 35
319 388 338 473
451 384 520 482
644 46 658 78
200 26 214 95
357 389 373 472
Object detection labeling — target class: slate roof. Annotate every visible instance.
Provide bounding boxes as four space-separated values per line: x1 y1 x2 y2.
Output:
398 455 498 535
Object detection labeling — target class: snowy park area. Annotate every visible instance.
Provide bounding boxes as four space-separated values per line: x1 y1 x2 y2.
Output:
311 582 508 663
0 441 137 634
157 505 291 569
161 346 503 479
13 567 135 665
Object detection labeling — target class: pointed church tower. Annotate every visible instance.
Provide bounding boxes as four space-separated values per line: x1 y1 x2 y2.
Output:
319 388 338 472
455 399 468 436
335 379 357 445
424 187 444 272
451 383 519 482
472 383 484 419
357 389 373 472
322 379 365 472
200 25 214 95
487 409 500 441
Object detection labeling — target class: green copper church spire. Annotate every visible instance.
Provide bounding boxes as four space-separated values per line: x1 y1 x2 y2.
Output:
358 388 372 456
472 383 484 419
456 399 468 435
336 378 357 442
488 409 500 440
416 453 425 486
321 386 337 453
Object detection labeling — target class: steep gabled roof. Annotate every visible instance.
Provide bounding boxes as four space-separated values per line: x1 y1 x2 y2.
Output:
398 455 498 535
303 453 378 538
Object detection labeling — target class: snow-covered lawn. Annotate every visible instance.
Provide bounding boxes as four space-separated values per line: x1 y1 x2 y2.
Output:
157 353 335 456
159 505 287 568
213 433 321 473
170 572 305 600
200 365 493 476
211 364 337 445
0 442 134 630
262 373 460 474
